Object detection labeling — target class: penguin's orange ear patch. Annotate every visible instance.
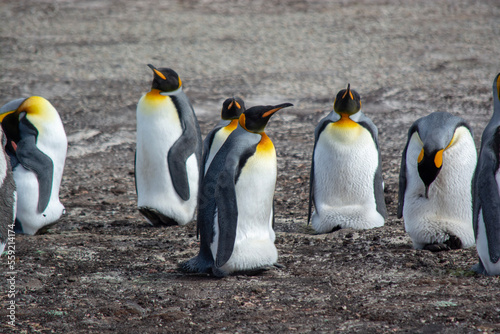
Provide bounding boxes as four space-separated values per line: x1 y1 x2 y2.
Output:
153 68 166 80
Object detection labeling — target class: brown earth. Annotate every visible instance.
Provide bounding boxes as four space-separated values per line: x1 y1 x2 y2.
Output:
1 0 500 333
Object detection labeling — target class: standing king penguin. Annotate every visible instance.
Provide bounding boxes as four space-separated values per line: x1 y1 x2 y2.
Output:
472 72 500 275
0 128 16 254
398 112 476 251
308 84 386 233
0 96 67 235
202 97 245 175
135 65 202 226
181 102 293 277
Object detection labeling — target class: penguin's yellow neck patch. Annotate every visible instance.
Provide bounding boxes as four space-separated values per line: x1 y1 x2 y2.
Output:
334 113 359 128
144 89 168 105
225 119 238 132
257 133 275 156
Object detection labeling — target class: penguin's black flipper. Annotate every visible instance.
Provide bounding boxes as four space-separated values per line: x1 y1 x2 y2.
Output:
168 95 202 202
16 116 54 213
397 125 417 219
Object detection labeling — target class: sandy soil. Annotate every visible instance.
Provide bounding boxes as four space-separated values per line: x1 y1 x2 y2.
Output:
0 0 499 333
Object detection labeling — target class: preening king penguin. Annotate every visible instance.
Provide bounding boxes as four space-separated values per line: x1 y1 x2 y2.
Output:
0 128 16 254
0 96 67 235
398 112 476 251
180 102 293 277
202 97 245 175
308 84 386 233
472 72 500 275
135 64 202 226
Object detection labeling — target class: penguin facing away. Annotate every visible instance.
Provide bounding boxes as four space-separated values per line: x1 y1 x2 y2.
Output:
202 97 245 175
0 96 67 235
180 102 293 277
135 64 202 227
0 128 16 255
308 84 386 233
472 72 500 275
398 111 476 251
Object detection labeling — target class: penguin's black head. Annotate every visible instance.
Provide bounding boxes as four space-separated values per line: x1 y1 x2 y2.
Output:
333 84 361 116
148 64 182 92
239 103 293 133
221 97 245 120
417 147 444 198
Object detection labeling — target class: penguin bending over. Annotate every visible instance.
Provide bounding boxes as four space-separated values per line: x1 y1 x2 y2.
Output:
202 97 245 175
0 96 67 235
0 128 16 254
180 102 293 277
135 64 202 227
472 72 500 275
398 112 476 251
308 84 386 233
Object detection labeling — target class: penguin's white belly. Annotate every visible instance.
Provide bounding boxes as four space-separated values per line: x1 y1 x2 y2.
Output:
312 123 383 232
402 130 476 249
14 166 64 235
136 99 198 225
213 148 278 274
204 127 232 174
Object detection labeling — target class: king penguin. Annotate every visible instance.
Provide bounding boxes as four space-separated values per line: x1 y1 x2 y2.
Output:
472 72 500 275
397 111 476 251
135 64 202 226
180 102 293 277
308 84 386 233
202 97 245 175
0 128 16 254
0 96 67 235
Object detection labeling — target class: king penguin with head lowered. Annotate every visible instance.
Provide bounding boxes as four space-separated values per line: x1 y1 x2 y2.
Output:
180 102 293 277
0 96 67 235
308 84 386 233
472 72 500 275
135 65 202 227
398 111 476 251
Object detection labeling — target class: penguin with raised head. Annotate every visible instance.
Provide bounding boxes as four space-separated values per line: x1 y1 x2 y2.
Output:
0 96 67 235
398 112 476 251
180 102 293 277
0 128 16 254
472 72 500 275
135 64 202 226
308 84 386 233
202 97 245 174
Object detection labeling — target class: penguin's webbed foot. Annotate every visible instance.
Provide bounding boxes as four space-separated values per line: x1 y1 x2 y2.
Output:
423 243 450 252
138 207 179 227
444 235 462 250
178 255 213 274
471 261 488 275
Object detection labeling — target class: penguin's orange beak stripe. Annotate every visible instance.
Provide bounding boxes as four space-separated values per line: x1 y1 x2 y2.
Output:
262 107 281 118
228 101 234 110
235 101 241 109
153 68 166 80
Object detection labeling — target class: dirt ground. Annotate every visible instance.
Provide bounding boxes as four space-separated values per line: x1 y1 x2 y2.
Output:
1 0 500 333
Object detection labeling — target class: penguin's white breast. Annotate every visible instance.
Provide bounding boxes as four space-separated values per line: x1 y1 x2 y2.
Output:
313 122 378 205
205 127 233 174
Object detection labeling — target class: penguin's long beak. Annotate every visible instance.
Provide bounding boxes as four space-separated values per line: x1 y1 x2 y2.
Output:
147 64 166 80
262 103 293 118
342 83 353 100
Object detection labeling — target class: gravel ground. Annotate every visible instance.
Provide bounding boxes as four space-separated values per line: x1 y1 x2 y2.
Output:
1 0 500 333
